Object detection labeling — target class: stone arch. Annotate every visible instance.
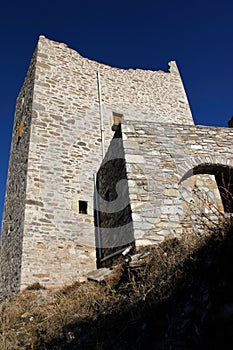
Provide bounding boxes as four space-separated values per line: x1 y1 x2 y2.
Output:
180 163 233 213
176 155 233 180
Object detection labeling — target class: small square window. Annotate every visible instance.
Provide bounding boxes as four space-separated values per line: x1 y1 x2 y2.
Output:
112 112 123 131
79 200 88 214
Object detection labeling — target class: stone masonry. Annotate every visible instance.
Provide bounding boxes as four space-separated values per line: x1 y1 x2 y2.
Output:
0 36 232 295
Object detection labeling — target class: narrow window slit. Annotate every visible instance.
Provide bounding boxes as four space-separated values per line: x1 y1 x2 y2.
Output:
17 120 23 144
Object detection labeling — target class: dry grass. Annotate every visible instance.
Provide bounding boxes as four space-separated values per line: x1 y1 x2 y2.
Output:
0 277 128 349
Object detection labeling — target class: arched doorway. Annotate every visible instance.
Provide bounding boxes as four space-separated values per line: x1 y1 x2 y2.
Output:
180 164 233 213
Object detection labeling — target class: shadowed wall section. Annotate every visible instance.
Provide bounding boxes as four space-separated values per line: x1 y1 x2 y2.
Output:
0 50 37 294
95 126 134 267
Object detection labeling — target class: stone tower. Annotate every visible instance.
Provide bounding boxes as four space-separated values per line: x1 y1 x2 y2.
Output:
1 36 232 296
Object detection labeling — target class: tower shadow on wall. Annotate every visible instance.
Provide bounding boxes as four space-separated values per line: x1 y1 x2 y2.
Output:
94 125 135 268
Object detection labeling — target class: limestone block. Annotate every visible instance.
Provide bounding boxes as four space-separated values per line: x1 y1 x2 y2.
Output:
165 189 179 197
125 154 146 164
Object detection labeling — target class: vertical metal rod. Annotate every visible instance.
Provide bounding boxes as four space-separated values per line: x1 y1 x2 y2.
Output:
93 172 102 261
97 70 105 159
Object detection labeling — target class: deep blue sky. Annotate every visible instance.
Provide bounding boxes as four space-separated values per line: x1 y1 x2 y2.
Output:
0 0 232 227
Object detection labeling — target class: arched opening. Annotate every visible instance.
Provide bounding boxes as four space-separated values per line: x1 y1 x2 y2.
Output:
180 164 233 213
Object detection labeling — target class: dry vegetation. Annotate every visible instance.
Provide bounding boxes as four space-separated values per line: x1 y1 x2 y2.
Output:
1 191 233 349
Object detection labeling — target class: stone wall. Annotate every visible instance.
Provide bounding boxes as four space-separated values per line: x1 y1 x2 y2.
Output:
122 122 233 245
0 50 37 295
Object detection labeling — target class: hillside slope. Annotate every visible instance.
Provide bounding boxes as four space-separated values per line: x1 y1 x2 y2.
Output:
1 217 233 349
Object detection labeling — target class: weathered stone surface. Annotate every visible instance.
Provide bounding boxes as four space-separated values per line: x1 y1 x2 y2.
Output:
86 265 122 285
128 251 151 268
86 268 114 282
